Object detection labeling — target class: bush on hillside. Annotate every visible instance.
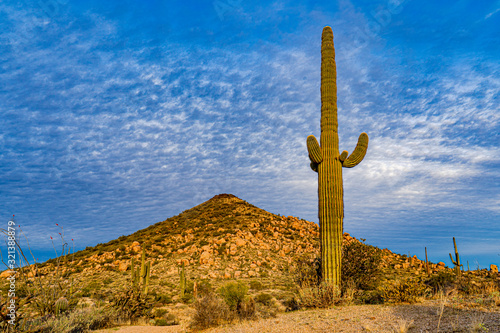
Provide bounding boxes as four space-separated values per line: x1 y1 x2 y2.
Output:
341 240 383 291
218 281 248 312
191 294 233 329
377 278 428 304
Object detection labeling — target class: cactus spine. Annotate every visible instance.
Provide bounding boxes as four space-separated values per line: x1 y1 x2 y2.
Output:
307 26 369 286
449 237 462 275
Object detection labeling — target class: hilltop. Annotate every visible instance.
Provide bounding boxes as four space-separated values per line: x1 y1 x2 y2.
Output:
22 194 457 284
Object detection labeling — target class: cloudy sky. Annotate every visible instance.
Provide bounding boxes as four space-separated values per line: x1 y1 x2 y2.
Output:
1 0 499 268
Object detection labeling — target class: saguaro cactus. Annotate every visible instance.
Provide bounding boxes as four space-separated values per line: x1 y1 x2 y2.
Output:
307 26 369 286
449 237 462 276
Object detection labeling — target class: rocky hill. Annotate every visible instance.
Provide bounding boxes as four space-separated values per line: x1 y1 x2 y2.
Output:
3 193 499 309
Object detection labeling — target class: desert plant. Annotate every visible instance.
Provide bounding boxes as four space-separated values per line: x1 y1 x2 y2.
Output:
0 221 79 319
218 281 248 312
255 293 274 306
425 247 431 275
293 254 321 288
298 281 341 308
394 319 414 333
179 262 187 297
111 286 154 323
238 296 256 319
449 237 463 276
54 297 69 315
154 313 179 326
341 240 382 291
426 270 457 294
306 26 369 286
191 294 233 329
378 278 428 304
131 248 151 295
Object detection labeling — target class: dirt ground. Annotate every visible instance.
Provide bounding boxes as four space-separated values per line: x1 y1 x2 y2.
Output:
94 299 500 333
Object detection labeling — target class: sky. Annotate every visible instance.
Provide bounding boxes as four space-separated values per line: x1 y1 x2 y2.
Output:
0 0 499 269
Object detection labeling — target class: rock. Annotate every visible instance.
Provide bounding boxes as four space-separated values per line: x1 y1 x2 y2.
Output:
0 270 12 279
490 264 498 273
200 251 211 264
118 262 128 272
437 262 445 267
234 270 242 277
131 241 141 253
235 238 246 247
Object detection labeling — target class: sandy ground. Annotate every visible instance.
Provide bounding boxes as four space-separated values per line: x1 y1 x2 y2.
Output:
93 300 500 333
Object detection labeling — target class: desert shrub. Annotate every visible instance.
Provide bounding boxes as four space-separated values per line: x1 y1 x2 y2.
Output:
255 293 273 306
298 281 341 308
238 296 256 319
218 281 248 312
249 280 265 291
111 287 154 323
155 293 172 304
293 255 321 288
154 308 169 317
191 294 233 329
342 240 382 291
216 243 227 255
358 290 384 304
196 280 213 297
426 270 457 294
25 307 117 332
155 313 179 326
378 278 428 304
281 296 300 311
456 275 486 296
181 293 194 304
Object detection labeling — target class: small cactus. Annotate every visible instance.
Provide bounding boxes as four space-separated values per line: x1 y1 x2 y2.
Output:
425 247 430 275
130 246 150 294
449 237 463 275
54 297 69 315
179 262 186 297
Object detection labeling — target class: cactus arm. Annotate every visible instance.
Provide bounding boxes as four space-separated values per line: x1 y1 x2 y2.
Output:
307 135 322 172
449 253 457 265
342 133 369 168
307 135 323 164
449 237 462 275
339 150 348 162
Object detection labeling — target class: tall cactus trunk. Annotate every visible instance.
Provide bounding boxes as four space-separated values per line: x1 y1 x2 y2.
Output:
318 26 343 285
307 26 369 287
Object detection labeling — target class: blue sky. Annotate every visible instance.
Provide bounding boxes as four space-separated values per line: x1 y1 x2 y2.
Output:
1 0 499 269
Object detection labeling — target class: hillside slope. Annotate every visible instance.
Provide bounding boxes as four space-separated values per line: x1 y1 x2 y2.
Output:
6 194 497 307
